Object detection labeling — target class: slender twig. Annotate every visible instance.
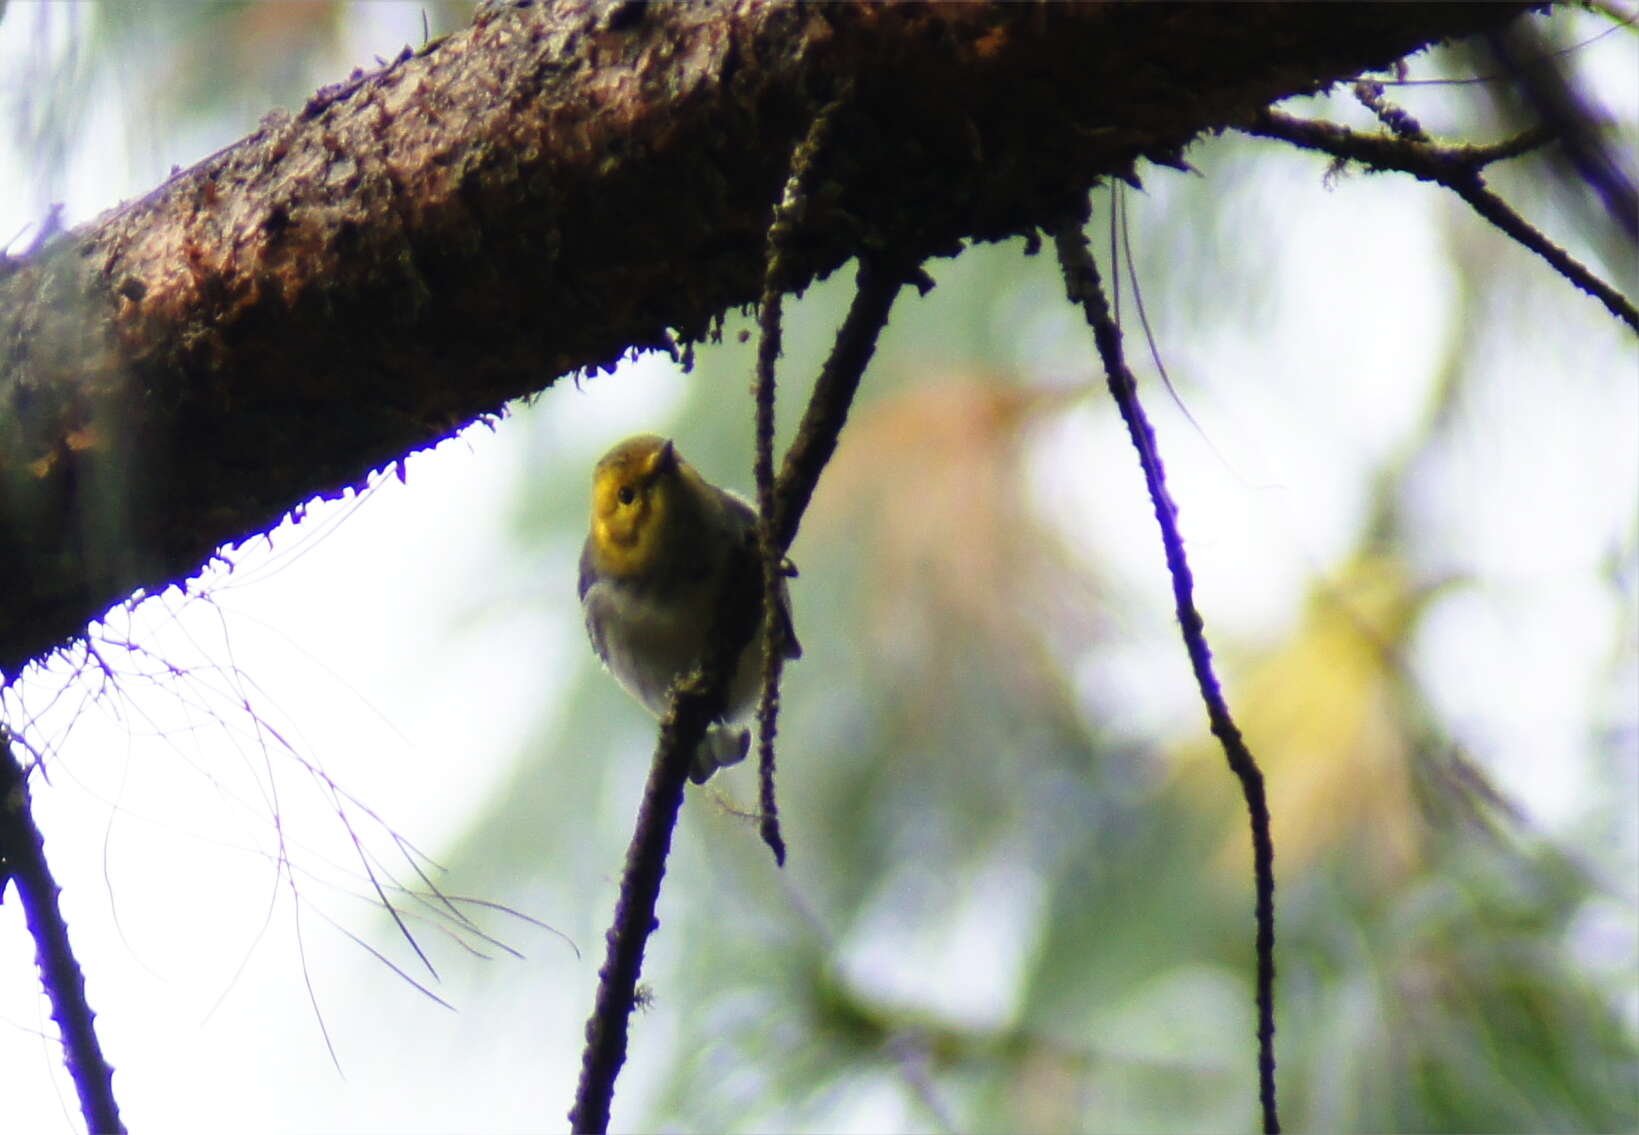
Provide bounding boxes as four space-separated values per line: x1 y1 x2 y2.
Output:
568 256 913 1133
1249 107 1555 176
1052 213 1280 1134
751 87 850 868
754 279 790 866
1244 108 1638 332
566 577 754 1134
1245 108 1553 175
771 259 933 553
0 728 126 1135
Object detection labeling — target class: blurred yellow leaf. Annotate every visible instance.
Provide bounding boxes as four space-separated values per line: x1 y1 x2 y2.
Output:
1178 554 1428 884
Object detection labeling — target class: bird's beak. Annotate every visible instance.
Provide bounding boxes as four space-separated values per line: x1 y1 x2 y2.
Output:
646 438 677 478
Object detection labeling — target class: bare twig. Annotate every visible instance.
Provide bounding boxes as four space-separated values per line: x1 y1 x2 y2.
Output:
1244 108 1638 332
752 86 852 868
1253 105 1554 169
568 255 913 1134
1053 213 1280 1134
754 279 790 867
771 260 934 553
0 727 126 1135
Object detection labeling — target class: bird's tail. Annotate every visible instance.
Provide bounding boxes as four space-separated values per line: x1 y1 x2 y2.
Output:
690 725 751 784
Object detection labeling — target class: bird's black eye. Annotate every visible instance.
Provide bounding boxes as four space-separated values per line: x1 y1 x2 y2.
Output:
617 485 636 505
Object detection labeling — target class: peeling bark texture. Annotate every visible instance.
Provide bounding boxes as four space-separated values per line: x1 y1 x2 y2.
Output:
0 0 1532 676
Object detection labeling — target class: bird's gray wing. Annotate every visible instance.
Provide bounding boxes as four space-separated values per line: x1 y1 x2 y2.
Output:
577 536 598 602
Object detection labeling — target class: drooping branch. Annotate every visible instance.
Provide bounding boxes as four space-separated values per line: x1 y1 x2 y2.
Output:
1054 214 1280 1134
749 84 851 870
0 0 1534 678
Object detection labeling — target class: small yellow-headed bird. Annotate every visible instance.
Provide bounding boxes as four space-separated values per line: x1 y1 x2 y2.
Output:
580 435 801 783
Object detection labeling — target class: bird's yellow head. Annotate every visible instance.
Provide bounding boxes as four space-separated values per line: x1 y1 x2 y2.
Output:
588 434 685 579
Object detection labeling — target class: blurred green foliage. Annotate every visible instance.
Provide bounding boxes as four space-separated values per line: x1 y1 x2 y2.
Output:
459 213 1637 1130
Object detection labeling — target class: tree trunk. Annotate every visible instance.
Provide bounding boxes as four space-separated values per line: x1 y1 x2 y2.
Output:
0 0 1530 676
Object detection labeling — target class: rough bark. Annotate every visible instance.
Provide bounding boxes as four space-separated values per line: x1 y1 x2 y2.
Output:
0 0 1532 676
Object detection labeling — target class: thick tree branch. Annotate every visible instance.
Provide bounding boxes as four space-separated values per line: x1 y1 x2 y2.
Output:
0 0 1532 676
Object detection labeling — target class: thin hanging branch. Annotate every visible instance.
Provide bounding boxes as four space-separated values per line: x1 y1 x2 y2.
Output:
1242 108 1638 333
751 85 853 868
769 258 933 554
568 256 914 1135
1052 213 1280 1134
0 729 126 1135
753 220 791 868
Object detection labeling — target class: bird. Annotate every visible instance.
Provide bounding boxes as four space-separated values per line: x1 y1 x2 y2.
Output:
579 434 800 783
